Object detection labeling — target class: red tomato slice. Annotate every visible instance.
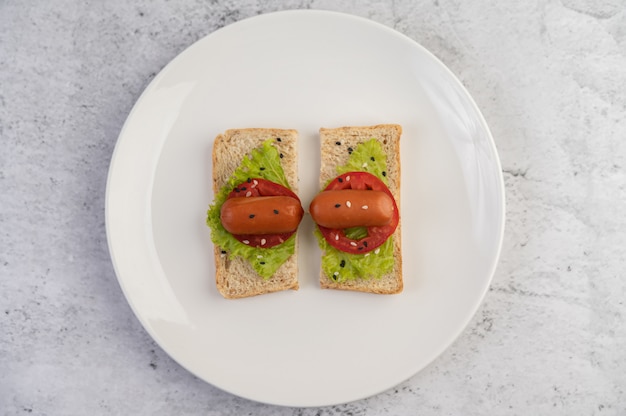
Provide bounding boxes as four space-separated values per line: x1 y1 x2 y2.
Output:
317 171 399 254
225 178 300 248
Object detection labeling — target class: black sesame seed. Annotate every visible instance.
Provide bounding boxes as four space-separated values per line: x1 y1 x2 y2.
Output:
370 156 375 161
335 141 341 145
358 247 363 250
276 137 282 142
260 261 266 265
249 214 255 219
382 171 387 177
334 203 341 208
280 153 284 158
221 250 227 254
234 188 240 192
338 177 343 183
331 274 338 281
363 241 368 247
273 209 279 214
247 178 251 183
260 167 266 171
340 260 346 268
347 147 353 153
241 186 247 191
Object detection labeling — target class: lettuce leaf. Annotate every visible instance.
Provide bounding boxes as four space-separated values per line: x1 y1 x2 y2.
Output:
206 139 295 279
316 138 395 281
336 138 389 185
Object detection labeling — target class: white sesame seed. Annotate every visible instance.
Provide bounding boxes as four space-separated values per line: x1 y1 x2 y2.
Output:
361 205 368 210
346 201 352 208
243 240 250 244
333 271 339 276
335 234 339 241
245 191 252 197
364 253 370 257
257 255 263 259
261 238 266 246
253 180 258 185
362 162 368 168
374 248 380 254
278 237 284 243
350 242 357 247
346 175 350 181
220 252 226 257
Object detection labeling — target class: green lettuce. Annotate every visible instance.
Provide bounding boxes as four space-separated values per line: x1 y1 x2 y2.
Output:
315 138 395 282
335 138 389 185
206 139 295 279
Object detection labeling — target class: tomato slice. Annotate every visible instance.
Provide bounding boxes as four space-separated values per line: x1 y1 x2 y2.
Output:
317 171 398 254
225 178 300 248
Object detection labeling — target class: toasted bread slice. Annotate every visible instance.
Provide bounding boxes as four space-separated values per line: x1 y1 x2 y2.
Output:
318 124 402 294
212 128 299 299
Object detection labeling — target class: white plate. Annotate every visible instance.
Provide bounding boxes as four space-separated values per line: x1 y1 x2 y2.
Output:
106 10 505 407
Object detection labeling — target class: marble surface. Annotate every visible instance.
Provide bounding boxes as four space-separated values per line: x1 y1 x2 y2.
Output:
1 0 625 414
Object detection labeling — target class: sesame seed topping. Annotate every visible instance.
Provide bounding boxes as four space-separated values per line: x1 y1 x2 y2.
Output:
334 203 340 208
247 178 251 183
346 201 352 208
249 214 255 218
234 188 240 193
278 237 284 243
261 238 266 245
221 250 227 254
338 177 343 183
241 186 247 191
273 209 279 214
335 141 341 145
335 234 339 241
245 191 252 197
257 255 263 258
333 271 339 276
346 175 351 181
347 147 353 153
276 137 281 142
280 153 284 158
260 167 265 171
243 240 250 244
370 156 375 161
253 180 258 185
382 171 387 177
363 241 368 247
375 248 380 254
260 261 266 265
340 260 346 267
362 162 368 168
365 253 370 257
350 242 357 247
361 205 368 209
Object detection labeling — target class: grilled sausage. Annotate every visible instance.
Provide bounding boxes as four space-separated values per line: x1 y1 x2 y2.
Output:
309 190 394 228
220 196 304 235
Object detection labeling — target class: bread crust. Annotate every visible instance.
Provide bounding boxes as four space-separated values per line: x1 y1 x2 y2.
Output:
212 128 299 299
317 124 403 294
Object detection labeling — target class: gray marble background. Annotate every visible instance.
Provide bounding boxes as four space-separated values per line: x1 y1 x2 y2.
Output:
2 0 625 414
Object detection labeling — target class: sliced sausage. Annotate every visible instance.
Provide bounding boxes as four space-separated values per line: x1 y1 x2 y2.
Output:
309 190 394 228
220 196 304 235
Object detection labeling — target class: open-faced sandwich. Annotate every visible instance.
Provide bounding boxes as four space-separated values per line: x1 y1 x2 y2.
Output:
310 124 402 294
206 128 304 299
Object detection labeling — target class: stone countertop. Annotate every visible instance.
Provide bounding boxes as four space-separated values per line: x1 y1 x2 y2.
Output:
1 1 625 414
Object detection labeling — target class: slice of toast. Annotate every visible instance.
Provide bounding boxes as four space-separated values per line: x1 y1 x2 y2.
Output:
212 128 299 299
318 124 403 294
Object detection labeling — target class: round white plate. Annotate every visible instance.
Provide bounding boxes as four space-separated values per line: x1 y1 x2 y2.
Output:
106 10 505 407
